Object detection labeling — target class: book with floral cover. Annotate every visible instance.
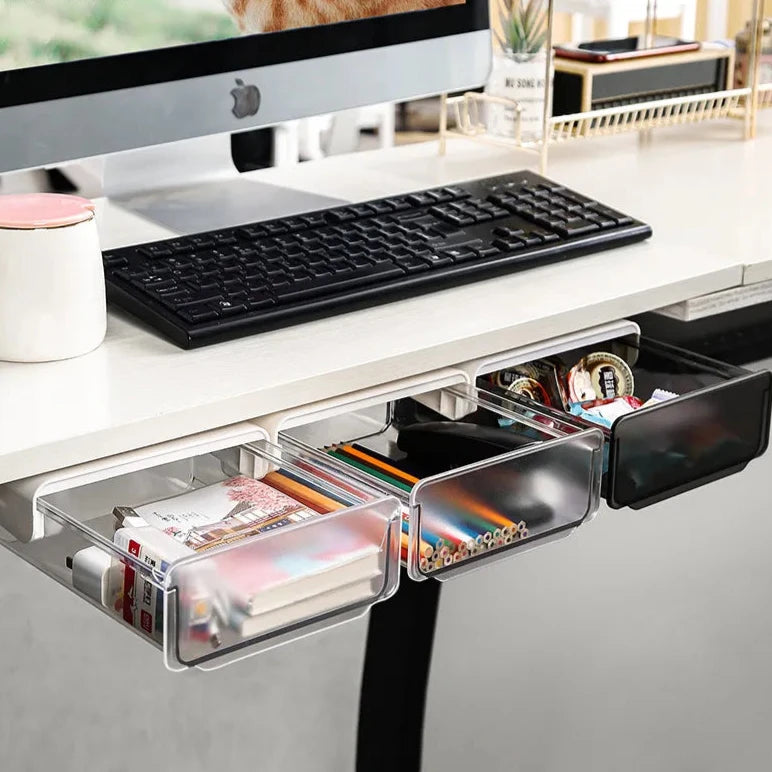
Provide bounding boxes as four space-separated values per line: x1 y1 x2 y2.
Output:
131 476 383 626
134 476 318 551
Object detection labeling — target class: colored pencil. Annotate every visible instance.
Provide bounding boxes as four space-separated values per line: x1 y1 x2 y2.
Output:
352 443 422 478
423 518 476 552
326 450 413 492
263 471 344 514
442 487 518 533
294 457 372 500
400 518 434 559
336 444 420 486
277 466 354 508
401 514 444 551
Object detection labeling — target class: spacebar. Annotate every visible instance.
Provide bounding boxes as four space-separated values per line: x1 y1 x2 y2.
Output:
274 264 405 303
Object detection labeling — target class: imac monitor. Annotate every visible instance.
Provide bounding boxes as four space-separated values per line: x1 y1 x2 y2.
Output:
0 0 490 173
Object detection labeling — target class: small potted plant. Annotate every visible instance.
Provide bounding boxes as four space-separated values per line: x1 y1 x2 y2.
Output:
485 0 550 142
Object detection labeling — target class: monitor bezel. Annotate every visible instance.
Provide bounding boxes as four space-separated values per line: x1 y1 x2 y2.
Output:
0 1 487 109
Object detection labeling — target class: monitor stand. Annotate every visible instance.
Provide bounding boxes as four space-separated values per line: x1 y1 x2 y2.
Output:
62 134 349 237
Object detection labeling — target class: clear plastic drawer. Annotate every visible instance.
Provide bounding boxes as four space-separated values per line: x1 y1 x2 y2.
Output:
0 427 401 670
278 384 604 581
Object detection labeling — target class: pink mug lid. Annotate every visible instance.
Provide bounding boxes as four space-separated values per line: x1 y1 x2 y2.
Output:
0 193 95 230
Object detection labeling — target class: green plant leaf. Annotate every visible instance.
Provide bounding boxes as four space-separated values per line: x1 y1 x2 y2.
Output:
529 29 548 52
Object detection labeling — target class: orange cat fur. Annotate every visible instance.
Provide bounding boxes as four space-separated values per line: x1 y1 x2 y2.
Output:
223 0 463 34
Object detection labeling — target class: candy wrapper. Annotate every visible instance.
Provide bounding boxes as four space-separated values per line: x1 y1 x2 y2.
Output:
641 388 679 408
570 395 641 428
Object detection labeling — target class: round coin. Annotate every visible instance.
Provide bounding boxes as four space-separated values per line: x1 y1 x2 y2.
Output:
506 376 552 406
568 352 634 402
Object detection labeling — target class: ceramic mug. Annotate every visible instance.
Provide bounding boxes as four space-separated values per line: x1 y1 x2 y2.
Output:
0 194 106 362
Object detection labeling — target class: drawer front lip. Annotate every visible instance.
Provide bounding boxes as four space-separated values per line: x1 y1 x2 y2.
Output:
607 366 772 509
409 429 604 581
169 591 374 670
164 496 400 669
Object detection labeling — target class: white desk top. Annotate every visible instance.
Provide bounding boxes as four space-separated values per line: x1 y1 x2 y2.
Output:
2 117 770 485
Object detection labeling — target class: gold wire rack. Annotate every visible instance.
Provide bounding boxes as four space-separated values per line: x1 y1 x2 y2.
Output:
439 0 769 172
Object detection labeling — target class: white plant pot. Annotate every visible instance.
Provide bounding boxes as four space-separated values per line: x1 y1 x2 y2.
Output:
485 51 550 143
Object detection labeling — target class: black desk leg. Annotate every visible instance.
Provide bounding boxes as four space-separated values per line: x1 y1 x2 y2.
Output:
355 573 442 772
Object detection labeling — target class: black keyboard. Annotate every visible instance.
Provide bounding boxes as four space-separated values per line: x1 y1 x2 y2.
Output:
103 171 652 348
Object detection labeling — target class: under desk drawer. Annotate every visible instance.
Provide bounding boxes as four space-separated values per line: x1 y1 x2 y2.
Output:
0 426 401 671
467 320 772 510
275 378 604 581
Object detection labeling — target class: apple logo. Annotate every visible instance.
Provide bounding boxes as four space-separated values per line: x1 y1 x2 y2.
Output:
230 78 261 119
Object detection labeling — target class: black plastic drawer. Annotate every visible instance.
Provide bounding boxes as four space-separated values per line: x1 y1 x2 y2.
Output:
474 328 772 509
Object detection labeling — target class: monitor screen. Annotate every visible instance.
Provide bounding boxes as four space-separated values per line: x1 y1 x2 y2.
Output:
2 0 465 72
0 0 487 173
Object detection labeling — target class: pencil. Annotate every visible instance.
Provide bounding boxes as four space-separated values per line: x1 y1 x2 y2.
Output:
424 518 476 552
263 471 344 514
443 488 518 533
400 518 434 559
352 443 422 478
326 450 413 492
336 445 420 486
294 458 372 499
276 466 353 508
400 531 410 562
402 515 444 552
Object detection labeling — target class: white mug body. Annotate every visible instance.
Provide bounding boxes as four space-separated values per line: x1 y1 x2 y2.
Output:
0 217 106 362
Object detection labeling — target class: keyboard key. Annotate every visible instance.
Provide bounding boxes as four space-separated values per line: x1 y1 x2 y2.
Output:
590 205 633 226
429 188 454 203
493 238 525 252
301 213 327 228
368 200 395 215
282 217 307 232
212 300 247 316
529 227 560 243
325 209 356 223
275 263 404 303
561 190 596 207
441 247 477 263
178 308 220 324
584 211 617 229
168 240 194 254
440 186 470 199
190 235 216 248
399 257 432 274
383 197 411 211
477 246 501 259
246 295 276 311
493 226 525 238
417 253 453 268
406 193 436 207
138 245 172 258
349 204 376 217
212 232 238 245
554 218 601 238
103 254 128 269
263 222 290 236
